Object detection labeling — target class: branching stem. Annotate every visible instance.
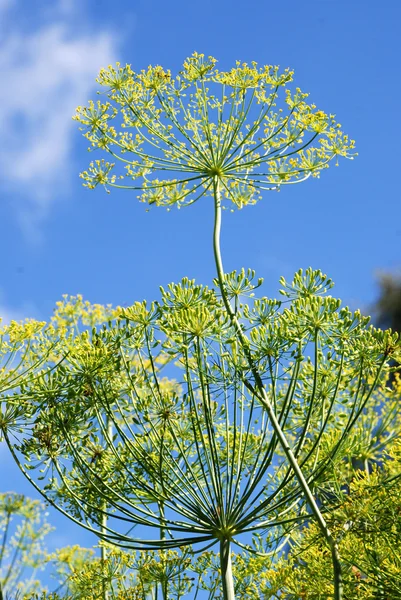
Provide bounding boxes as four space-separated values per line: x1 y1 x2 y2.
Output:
212 177 343 600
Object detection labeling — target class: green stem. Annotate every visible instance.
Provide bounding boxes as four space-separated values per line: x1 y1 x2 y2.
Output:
2 521 27 588
0 513 10 568
159 501 168 600
220 539 235 600
212 177 342 600
101 417 113 600
101 514 107 600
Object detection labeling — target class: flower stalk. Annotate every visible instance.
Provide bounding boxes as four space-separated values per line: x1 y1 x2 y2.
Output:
212 176 343 600
220 538 235 600
101 416 113 600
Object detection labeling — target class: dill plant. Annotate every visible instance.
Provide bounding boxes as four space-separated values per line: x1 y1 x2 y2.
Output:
0 493 52 598
1 54 400 600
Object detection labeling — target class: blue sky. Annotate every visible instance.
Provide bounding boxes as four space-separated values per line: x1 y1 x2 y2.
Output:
1 0 401 587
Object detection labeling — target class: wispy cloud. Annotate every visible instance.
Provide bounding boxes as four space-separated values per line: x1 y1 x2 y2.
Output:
0 292 37 325
0 0 14 15
0 0 120 239
0 305 22 326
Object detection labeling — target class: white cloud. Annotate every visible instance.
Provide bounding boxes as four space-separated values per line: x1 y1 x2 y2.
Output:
0 1 119 238
54 0 78 17
0 306 17 326
0 287 40 325
0 302 35 326
0 0 14 15
0 303 24 326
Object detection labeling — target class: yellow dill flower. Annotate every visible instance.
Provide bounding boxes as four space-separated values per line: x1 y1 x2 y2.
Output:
74 52 356 209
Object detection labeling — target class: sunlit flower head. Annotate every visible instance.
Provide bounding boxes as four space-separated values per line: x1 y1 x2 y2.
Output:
74 52 356 209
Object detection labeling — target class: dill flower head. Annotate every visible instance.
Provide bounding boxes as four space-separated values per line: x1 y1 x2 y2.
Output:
74 52 355 209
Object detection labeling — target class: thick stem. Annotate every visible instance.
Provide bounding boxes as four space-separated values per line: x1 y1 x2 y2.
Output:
212 178 342 600
220 539 235 600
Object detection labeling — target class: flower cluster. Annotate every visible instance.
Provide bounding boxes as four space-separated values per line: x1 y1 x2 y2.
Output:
74 53 356 209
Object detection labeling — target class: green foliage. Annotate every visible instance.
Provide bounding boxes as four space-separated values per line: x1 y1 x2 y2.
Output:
1 285 400 598
0 492 111 600
237 377 401 599
1 53 400 600
0 493 52 598
0 269 398 553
